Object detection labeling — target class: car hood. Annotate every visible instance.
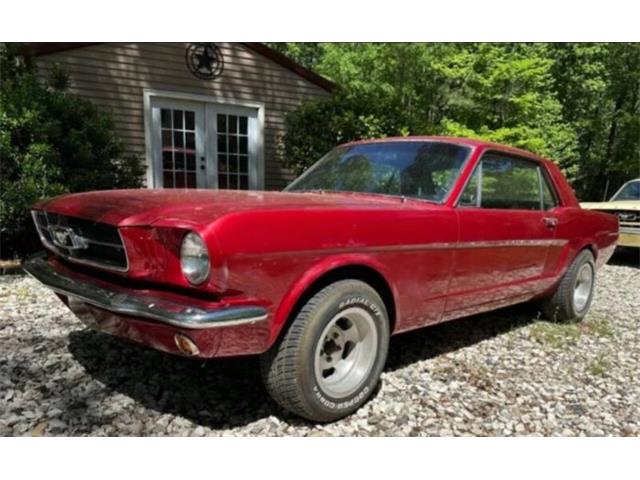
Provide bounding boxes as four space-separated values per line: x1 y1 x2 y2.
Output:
580 200 640 211
34 189 425 228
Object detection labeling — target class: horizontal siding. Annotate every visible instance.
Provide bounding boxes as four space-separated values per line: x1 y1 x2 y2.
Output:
42 55 325 95
35 42 329 190
49 43 325 91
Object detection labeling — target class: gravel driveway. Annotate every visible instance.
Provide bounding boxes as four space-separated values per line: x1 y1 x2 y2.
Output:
1 250 638 436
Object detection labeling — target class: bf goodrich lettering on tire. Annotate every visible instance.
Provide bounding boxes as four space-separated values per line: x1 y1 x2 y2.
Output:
339 297 383 317
312 385 370 410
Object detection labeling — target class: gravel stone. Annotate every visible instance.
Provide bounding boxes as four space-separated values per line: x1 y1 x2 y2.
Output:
0 250 638 436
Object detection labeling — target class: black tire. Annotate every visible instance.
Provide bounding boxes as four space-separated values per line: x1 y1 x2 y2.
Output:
541 249 596 322
260 279 390 422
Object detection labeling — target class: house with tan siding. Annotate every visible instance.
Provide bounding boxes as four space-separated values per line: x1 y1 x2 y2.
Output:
23 43 334 191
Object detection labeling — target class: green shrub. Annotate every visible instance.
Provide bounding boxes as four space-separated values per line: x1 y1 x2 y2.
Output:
282 91 394 175
0 44 144 258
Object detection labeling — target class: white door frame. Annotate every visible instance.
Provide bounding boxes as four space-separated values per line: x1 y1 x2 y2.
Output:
143 88 265 189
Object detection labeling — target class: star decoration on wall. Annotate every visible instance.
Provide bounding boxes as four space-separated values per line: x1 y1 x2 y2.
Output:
185 43 224 80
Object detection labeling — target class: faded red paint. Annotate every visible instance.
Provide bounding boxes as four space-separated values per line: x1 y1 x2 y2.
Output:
32 137 619 358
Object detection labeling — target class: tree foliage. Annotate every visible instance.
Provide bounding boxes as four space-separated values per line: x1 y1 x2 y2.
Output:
270 43 639 200
0 43 144 257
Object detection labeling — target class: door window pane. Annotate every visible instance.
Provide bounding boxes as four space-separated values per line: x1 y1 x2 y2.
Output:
218 154 228 173
186 153 196 171
186 172 197 188
163 171 174 188
239 116 248 135
239 136 248 155
217 134 226 152
239 155 248 173
162 151 173 170
216 113 250 190
218 174 228 188
185 111 195 131
175 152 185 170
173 131 184 149
186 132 195 151
228 154 238 173
174 172 185 189
217 114 226 133
173 110 183 129
162 130 172 146
161 109 172 128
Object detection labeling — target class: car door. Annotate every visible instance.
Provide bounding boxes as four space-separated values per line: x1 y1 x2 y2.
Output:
445 151 559 315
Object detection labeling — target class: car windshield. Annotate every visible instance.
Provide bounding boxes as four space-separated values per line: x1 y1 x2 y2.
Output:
611 180 640 201
285 141 471 202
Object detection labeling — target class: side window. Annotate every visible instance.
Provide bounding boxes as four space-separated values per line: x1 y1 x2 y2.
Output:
459 153 550 210
482 155 540 209
540 169 559 210
459 166 481 207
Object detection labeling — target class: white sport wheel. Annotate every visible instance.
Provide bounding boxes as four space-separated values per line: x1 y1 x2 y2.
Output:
314 307 379 398
572 263 594 312
260 279 390 422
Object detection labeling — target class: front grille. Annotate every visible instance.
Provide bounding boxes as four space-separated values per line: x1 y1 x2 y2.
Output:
616 211 639 227
32 211 128 271
600 210 640 232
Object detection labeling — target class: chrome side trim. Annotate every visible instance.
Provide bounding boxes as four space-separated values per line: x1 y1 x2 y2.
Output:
453 239 567 249
238 238 569 259
23 253 268 330
31 211 130 273
620 226 640 235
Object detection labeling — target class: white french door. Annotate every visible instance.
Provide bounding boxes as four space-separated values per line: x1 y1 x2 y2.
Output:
149 97 259 189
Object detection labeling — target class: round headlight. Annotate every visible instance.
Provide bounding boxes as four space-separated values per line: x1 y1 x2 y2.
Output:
180 232 210 285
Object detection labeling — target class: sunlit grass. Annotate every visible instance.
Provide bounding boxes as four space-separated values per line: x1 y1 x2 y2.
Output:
528 316 613 349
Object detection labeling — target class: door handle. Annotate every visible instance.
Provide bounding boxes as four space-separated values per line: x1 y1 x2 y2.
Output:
542 217 558 229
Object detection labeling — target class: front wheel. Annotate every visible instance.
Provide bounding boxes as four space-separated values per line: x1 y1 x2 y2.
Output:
542 249 596 322
260 279 390 422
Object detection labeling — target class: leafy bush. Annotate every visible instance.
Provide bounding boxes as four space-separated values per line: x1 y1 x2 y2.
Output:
0 44 144 258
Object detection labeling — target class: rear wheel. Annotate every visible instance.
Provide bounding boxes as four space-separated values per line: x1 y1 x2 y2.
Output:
260 279 390 422
542 249 596 322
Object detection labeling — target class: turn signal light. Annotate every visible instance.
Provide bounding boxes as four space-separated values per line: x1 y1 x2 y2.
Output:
174 333 200 356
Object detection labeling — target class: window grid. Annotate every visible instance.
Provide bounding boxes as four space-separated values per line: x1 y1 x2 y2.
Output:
217 114 249 190
161 108 197 188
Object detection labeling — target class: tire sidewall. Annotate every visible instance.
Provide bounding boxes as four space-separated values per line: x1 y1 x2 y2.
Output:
568 251 596 319
299 283 389 420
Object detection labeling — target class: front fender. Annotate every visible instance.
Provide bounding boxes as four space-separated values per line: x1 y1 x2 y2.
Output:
268 253 395 346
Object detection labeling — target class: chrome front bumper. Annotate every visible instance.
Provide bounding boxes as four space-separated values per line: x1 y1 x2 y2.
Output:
23 254 268 330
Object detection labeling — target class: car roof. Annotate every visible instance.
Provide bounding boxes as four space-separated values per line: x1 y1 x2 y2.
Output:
340 136 550 163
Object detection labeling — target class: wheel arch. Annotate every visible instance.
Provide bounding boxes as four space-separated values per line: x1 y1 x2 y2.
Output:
582 242 597 258
269 258 397 346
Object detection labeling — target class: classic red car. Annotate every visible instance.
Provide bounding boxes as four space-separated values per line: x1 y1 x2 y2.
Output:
25 137 618 422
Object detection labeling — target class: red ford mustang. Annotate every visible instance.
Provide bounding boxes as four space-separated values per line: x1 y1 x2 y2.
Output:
26 136 618 422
